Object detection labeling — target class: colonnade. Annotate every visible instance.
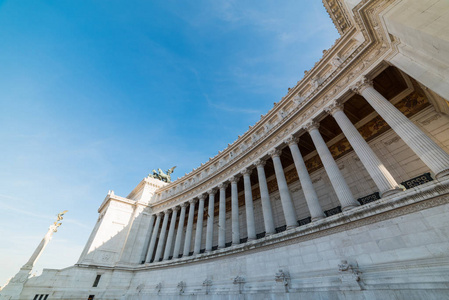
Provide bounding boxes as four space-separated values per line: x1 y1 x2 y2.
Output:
142 80 449 264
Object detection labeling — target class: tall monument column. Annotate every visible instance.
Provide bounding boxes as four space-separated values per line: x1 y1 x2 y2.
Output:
269 149 298 229
146 212 162 263
255 159 275 235
353 77 449 179
285 136 325 221
326 101 404 197
218 183 228 248
230 176 241 245
194 195 206 254
163 206 179 260
205 188 217 252
305 122 360 211
172 203 187 259
183 199 197 256
242 168 256 240
154 210 170 262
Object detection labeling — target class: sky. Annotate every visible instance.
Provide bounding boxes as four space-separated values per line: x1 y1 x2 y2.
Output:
0 0 339 285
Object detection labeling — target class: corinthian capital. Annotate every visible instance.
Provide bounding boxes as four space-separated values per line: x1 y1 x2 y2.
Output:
241 168 252 176
218 182 228 190
351 76 373 95
198 194 207 200
324 101 344 116
254 159 266 168
303 121 320 133
268 149 282 158
189 198 198 205
229 176 239 183
284 135 299 146
207 188 217 195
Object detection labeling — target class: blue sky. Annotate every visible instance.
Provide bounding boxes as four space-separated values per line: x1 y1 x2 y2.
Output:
0 0 338 284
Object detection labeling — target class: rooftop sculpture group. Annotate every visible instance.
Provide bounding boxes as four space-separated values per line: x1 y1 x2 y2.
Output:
149 166 176 183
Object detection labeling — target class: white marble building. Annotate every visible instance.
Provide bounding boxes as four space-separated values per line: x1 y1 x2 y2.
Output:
2 0 449 299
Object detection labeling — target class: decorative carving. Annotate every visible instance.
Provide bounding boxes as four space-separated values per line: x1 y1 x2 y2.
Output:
177 281 186 295
229 176 239 183
203 279 212 295
284 135 299 146
155 282 162 294
303 121 320 132
421 114 442 126
241 168 252 176
338 260 362 291
254 159 266 168
172 206 180 212
324 101 344 116
198 194 207 200
233 276 245 294
275 269 290 293
218 183 228 190
188 198 198 205
207 188 217 195
350 76 373 95
268 149 282 158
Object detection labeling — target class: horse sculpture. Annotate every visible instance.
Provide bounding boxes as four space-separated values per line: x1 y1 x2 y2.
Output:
149 166 176 183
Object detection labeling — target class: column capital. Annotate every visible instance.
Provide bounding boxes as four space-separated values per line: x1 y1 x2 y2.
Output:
218 182 228 189
157 212 164 217
284 135 299 146
303 121 320 133
164 209 171 215
180 202 188 208
198 194 207 200
189 198 198 205
254 159 266 167
229 175 239 183
207 188 217 195
324 101 344 116
172 206 180 212
268 149 282 158
241 168 252 176
350 76 373 95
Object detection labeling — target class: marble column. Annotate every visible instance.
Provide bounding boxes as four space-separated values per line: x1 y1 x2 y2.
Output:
140 214 155 263
305 122 359 211
269 149 298 228
255 159 275 235
353 77 449 179
218 183 228 248
285 136 325 221
154 210 170 262
183 199 197 256
194 195 206 254
145 212 162 263
230 176 240 244
173 203 187 259
326 101 404 197
205 188 217 252
163 206 179 261
242 168 256 240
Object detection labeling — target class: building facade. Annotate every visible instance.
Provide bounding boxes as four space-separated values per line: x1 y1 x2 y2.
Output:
2 0 449 299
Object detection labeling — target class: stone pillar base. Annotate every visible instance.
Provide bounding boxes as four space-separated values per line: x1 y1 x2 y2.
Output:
436 168 449 180
380 186 405 197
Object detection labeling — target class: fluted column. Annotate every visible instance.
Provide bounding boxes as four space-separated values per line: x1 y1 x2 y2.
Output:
163 206 179 260
305 122 359 211
353 77 449 179
145 213 162 263
242 168 256 240
326 102 404 197
218 183 228 248
269 149 298 228
285 136 325 221
230 176 240 244
173 203 187 259
194 195 206 254
205 189 217 252
183 199 197 256
154 210 170 262
140 214 155 262
255 159 275 234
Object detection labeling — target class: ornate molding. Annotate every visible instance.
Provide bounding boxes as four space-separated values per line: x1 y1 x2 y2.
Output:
284 135 299 146
268 149 282 158
351 76 373 95
303 121 320 132
324 101 344 116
